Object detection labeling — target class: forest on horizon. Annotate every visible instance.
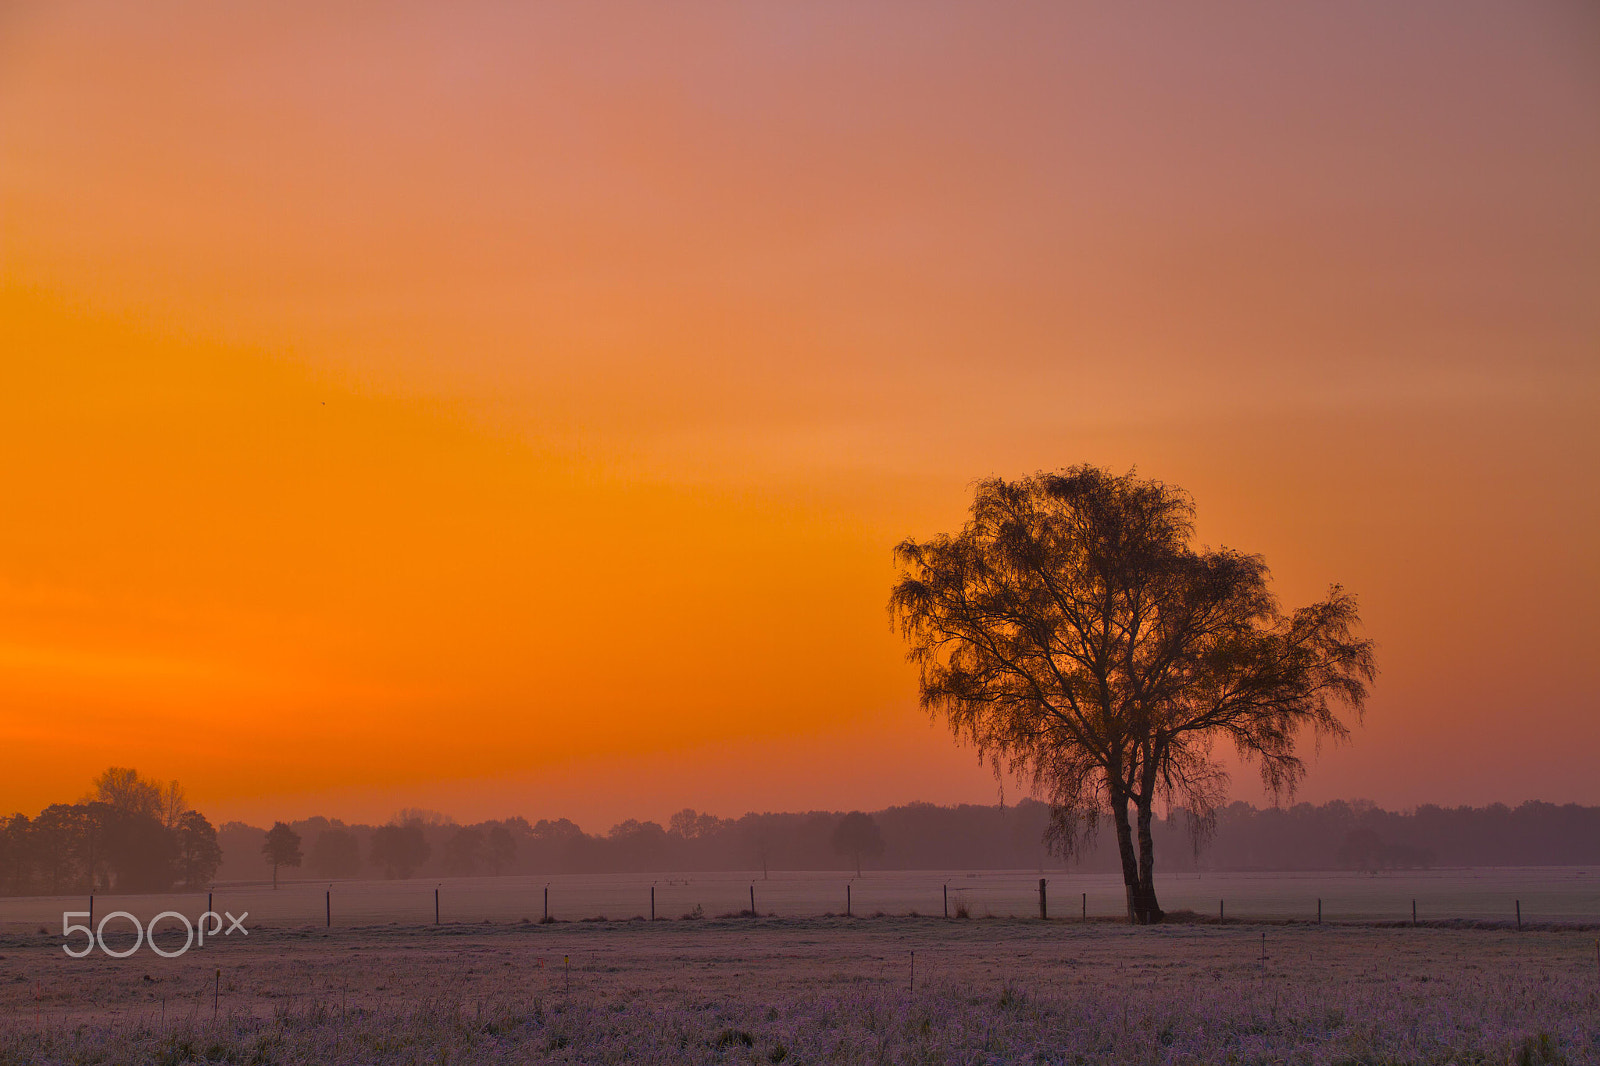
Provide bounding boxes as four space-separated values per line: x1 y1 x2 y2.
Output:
207 798 1600 886
9 768 1597 896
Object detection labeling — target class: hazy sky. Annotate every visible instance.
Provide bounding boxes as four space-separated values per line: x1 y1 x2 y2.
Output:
2 1 1596 829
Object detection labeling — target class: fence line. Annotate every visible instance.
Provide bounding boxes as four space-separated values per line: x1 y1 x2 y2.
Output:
3 869 1595 931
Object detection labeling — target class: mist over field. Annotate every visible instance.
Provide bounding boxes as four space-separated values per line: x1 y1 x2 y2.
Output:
11 785 1600 897
211 799 1600 884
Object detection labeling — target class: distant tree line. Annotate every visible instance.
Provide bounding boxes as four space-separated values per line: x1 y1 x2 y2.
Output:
0 768 222 895
209 798 1600 884
7 780 1595 895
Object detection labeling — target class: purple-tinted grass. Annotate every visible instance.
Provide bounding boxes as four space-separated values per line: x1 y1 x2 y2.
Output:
2 918 1597 1063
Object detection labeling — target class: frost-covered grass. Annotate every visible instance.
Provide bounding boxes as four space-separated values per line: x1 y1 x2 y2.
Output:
2 917 1597 1063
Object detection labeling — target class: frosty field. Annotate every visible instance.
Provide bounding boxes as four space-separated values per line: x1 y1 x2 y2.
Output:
2 892 1599 1063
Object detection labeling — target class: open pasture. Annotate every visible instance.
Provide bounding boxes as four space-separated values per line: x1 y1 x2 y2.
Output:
1 913 1598 1064
1 867 1596 935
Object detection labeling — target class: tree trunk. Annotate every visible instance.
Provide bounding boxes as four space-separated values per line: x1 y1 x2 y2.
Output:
1109 798 1142 924
272 862 278 890
1134 798 1164 924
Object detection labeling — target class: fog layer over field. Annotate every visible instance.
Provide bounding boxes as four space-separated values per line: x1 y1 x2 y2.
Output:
207 799 1600 884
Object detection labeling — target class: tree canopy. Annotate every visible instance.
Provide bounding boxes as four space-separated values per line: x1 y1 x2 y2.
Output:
831 811 886 876
262 822 303 888
890 466 1375 923
369 823 432 879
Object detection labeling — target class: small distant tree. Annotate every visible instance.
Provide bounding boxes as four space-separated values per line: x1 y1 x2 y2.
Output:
262 822 303 889
308 828 362 878
30 804 94 892
441 827 485 875
1337 827 1385 873
96 804 177 892
90 768 155 816
605 820 669 870
175 811 223 888
669 808 726 839
0 814 31 894
486 825 517 875
369 823 431 879
832 812 885 876
157 781 188 830
739 814 780 880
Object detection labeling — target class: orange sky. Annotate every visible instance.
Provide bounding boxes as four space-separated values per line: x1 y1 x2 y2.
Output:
2 2 1597 829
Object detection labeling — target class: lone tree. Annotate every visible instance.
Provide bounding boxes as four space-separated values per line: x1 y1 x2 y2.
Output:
261 822 302 889
831 811 886 876
175 810 223 888
890 467 1374 924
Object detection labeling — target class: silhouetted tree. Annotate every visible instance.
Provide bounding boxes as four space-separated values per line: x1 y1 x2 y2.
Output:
0 814 32 894
442 826 485 875
309 828 362 878
605 820 669 872
891 467 1375 923
89 767 160 819
739 814 781 879
1337 827 1384 873
99 806 179 891
669 808 726 839
369 823 431 879
175 811 223 888
89 767 185 828
33 803 100 891
831 811 885 875
486 825 517 875
262 822 303 889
